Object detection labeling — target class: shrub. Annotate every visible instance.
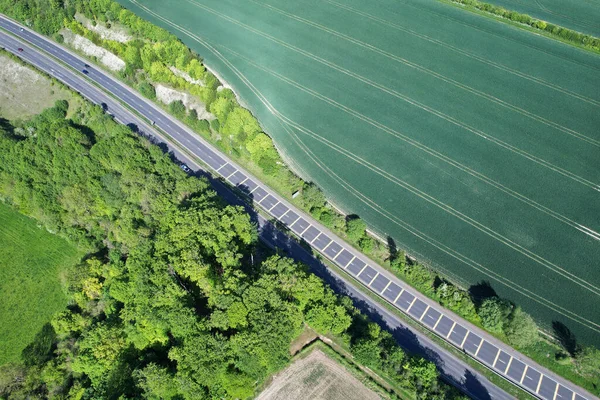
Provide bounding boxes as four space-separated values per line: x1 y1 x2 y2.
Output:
345 216 367 244
504 307 539 348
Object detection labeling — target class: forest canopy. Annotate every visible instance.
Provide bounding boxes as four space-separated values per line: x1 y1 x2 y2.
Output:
0 101 460 399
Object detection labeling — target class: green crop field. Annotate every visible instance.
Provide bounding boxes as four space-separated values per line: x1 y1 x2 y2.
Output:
479 0 600 38
120 0 600 346
0 203 80 365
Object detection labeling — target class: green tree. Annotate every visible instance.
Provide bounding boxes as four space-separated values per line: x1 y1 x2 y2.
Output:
345 216 367 243
135 363 180 400
169 100 186 119
478 297 511 334
504 307 539 348
137 81 156 99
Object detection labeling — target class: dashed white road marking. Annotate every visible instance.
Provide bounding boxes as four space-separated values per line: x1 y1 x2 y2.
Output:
432 314 443 330
406 296 418 313
419 305 430 321
520 365 529 384
446 322 456 339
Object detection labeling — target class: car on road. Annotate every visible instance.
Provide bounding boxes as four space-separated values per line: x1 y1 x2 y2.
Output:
82 69 89 74
84 63 90 68
180 164 192 173
17 47 23 52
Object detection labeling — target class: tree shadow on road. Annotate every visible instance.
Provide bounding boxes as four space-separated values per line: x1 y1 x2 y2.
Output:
462 370 492 400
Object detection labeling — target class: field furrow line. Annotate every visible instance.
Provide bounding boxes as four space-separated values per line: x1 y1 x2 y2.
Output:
276 111 600 298
128 0 600 333
327 0 600 90
281 119 600 334
186 0 600 192
222 45 600 242
253 0 600 147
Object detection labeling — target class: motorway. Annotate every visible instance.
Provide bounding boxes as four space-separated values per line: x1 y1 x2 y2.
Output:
0 14 594 400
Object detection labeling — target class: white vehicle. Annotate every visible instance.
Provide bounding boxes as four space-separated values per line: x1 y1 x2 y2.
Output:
180 164 191 173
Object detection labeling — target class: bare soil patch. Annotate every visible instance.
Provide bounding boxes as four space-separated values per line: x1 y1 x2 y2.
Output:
169 66 204 86
257 349 381 400
75 13 132 43
0 54 74 120
155 84 214 120
61 29 125 71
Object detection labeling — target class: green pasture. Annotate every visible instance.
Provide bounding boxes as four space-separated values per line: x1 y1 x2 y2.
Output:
479 0 600 38
0 203 80 365
120 0 600 346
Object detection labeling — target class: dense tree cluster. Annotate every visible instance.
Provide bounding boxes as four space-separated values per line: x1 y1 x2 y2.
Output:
0 102 463 399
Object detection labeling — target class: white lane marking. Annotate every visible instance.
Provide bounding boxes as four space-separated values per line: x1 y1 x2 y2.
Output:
249 185 259 194
310 233 321 244
338 254 355 268
367 272 379 286
571 390 576 400
406 296 418 313
356 263 368 276
266 200 279 211
225 169 237 179
216 163 228 172
432 313 443 330
419 305 430 321
238 177 248 186
299 224 311 236
287 214 301 226
492 348 501 368
474 338 484 357
520 365 529 384
535 373 543 394
504 356 514 375
446 322 457 339
459 331 469 348
392 288 405 304
552 383 559 400
380 280 392 294
321 240 334 252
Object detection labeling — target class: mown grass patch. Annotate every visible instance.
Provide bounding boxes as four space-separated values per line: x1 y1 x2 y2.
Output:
0 203 81 365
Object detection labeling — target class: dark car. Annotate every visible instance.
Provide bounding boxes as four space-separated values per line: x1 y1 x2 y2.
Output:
17 48 23 52
84 63 90 68
82 69 89 74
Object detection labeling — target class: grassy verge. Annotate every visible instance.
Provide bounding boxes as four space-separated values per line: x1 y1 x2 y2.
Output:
0 202 82 365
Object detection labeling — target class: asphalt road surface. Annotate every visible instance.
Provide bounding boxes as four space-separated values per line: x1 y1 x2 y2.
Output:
0 14 594 400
